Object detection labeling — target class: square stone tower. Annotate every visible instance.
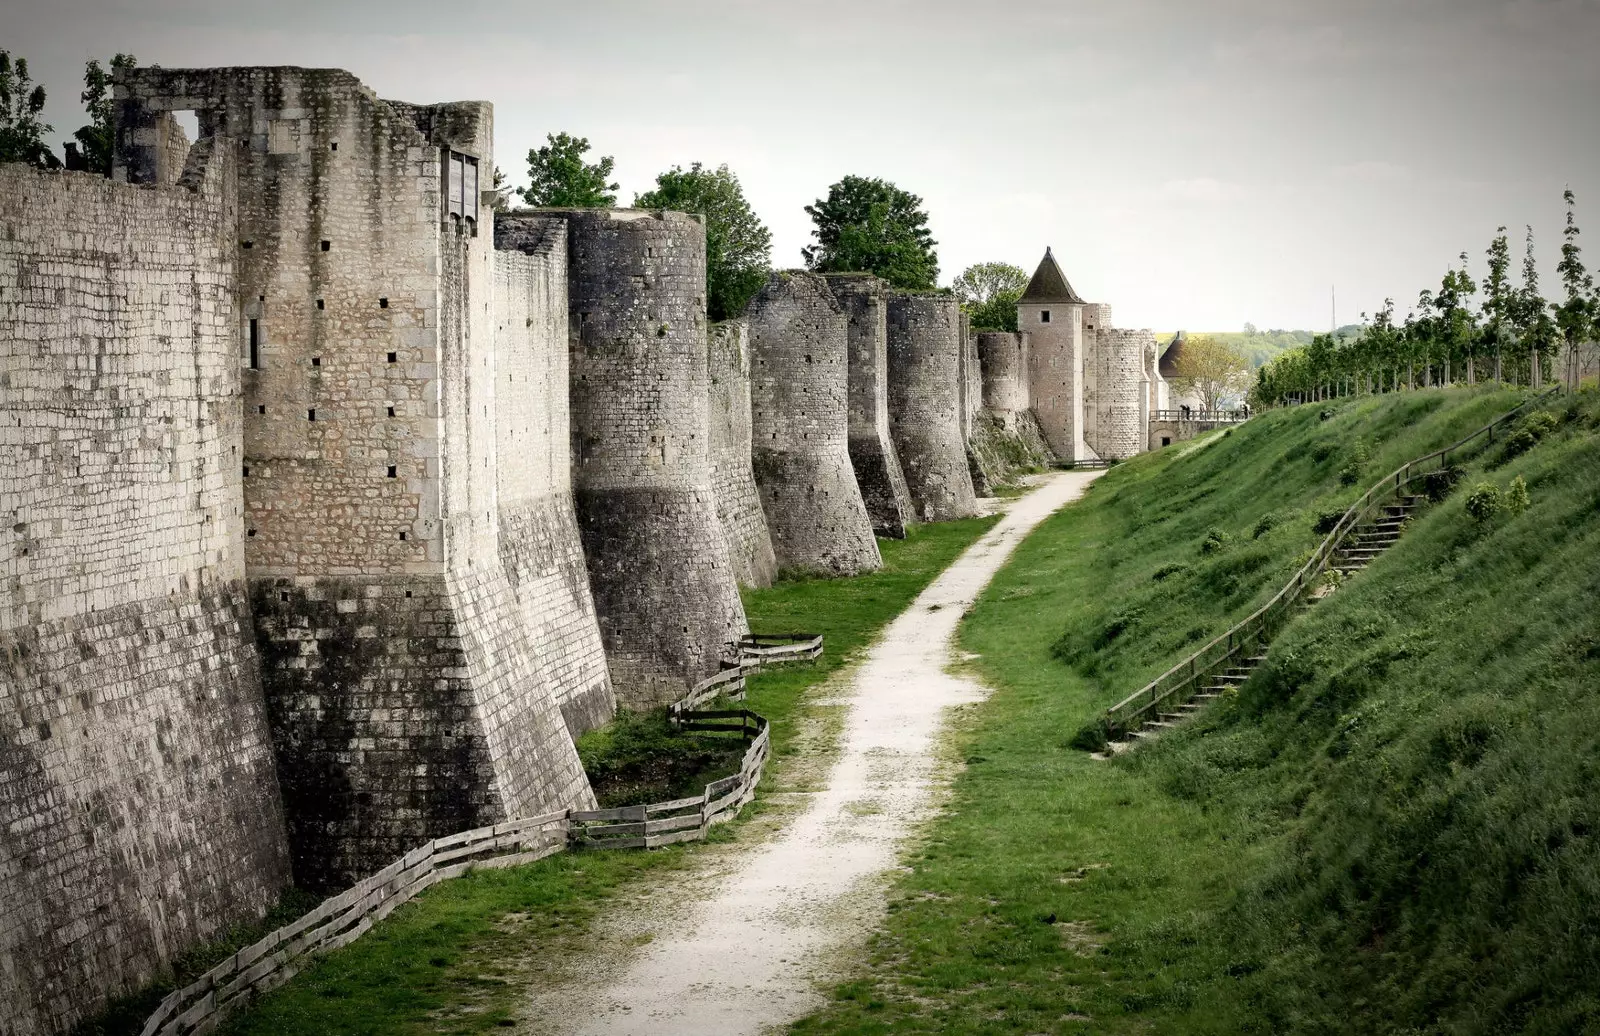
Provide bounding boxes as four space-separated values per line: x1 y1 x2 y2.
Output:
1016 248 1090 461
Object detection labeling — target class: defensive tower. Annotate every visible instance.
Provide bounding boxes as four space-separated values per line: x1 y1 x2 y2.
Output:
707 320 779 587
1017 248 1089 460
885 292 979 520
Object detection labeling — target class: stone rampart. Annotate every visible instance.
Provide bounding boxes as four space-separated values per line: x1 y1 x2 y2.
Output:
116 67 593 889
978 331 1032 416
745 272 881 575
0 160 291 1035
886 293 979 520
557 207 747 707
1093 328 1153 459
494 216 615 737
825 274 914 539
969 332 1055 488
707 320 778 587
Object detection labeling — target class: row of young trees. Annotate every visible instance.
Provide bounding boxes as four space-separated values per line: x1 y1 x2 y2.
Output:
1253 190 1597 408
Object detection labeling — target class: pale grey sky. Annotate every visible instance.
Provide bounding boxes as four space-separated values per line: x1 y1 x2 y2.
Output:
6 0 1598 331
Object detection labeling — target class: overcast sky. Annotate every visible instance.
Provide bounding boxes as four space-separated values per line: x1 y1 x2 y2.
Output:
5 0 1598 330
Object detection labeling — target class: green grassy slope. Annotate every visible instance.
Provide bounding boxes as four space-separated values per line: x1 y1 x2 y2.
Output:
796 387 1600 1034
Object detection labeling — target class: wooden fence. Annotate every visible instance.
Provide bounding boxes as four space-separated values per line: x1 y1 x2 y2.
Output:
1149 408 1251 423
1104 389 1557 738
138 633 819 1036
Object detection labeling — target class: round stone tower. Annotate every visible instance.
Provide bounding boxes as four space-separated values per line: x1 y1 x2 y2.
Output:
977 331 1031 416
1095 328 1154 460
560 208 747 707
745 272 882 575
885 292 979 521
823 272 915 539
707 319 778 588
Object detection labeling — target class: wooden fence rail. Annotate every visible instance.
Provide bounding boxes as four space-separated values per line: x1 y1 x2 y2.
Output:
138 632 819 1036
1104 389 1557 738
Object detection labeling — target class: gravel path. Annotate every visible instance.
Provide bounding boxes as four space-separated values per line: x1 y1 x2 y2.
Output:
538 472 1102 1035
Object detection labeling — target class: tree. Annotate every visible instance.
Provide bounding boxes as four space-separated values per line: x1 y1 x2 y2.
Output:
952 262 1028 331
0 51 59 168
801 175 938 290
1511 225 1559 384
635 162 772 321
519 132 617 208
1482 227 1513 381
1171 334 1249 411
73 53 137 175
1552 188 1594 390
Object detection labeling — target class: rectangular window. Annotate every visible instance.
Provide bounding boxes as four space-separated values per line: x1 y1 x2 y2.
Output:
247 318 259 368
1040 310 1051 324
443 150 480 223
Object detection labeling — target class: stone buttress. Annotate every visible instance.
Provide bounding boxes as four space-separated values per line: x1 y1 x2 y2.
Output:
969 331 1054 487
744 272 881 575
706 320 778 588
494 216 616 737
0 156 290 1035
885 292 979 521
116 67 594 890
824 273 915 538
554 208 748 708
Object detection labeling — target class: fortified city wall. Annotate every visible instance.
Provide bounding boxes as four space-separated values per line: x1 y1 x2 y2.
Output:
0 159 291 1036
494 216 615 737
745 272 881 575
706 319 778 588
558 207 748 707
824 273 913 538
969 331 1054 488
1092 327 1155 459
885 293 978 520
115 68 593 890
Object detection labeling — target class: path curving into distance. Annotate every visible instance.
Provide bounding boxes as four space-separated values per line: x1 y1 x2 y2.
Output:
537 471 1103 1036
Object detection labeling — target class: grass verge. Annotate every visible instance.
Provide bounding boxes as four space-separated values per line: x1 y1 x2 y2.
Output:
189 515 999 1036
795 387 1600 1034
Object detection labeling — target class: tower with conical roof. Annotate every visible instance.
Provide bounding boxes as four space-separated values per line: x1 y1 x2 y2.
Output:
1016 247 1091 459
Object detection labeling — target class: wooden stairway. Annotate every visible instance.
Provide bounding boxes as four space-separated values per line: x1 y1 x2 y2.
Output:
1331 495 1420 575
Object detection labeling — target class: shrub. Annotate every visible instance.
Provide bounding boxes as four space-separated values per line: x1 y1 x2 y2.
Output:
1465 481 1502 522
1504 410 1560 459
1253 511 1290 538
1337 439 1372 486
1312 509 1345 535
1069 717 1110 753
1310 441 1339 463
1506 474 1529 516
1200 528 1232 555
1423 464 1465 502
1152 562 1192 582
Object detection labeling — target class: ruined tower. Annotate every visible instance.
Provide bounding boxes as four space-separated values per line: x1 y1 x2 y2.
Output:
115 67 594 889
0 155 291 1034
745 272 882 575
977 331 1033 416
707 320 779 588
826 273 915 538
557 208 748 707
885 293 979 520
1017 247 1089 461
1093 328 1156 459
494 215 616 736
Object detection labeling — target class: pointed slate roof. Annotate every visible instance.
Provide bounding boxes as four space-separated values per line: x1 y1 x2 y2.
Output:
1158 331 1187 378
1018 247 1087 305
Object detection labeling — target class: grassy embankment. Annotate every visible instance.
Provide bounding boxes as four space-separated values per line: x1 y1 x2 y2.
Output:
165 515 996 1036
798 386 1600 1034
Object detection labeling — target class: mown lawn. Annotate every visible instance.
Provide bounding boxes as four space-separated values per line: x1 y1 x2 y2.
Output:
797 386 1600 1034
189 516 998 1036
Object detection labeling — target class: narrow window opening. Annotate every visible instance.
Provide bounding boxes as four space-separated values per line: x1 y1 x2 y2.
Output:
387 406 396 417
330 142 338 152
316 298 325 310
247 529 257 537
320 240 330 251
241 240 253 249
387 352 397 363
379 297 389 309
399 531 408 541
405 590 413 598
307 409 316 421
247 318 259 369
386 465 397 478
280 591 289 602
311 357 321 367
242 465 250 477
1041 310 1051 324
257 405 266 415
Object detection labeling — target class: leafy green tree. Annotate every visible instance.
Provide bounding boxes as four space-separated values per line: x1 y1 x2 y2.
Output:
0 51 59 168
635 162 772 320
73 53 137 174
801 175 938 290
1172 334 1250 410
1482 227 1513 381
1511 225 1559 384
952 262 1028 331
1552 188 1594 390
519 132 617 208
1433 255 1478 384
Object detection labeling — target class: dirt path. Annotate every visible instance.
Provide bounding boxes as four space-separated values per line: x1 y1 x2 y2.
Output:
535 472 1102 1036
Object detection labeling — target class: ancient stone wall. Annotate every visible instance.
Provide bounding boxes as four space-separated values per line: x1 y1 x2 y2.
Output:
886 293 979 520
969 332 1054 487
494 216 615 737
706 320 778 588
961 313 983 441
1019 300 1086 460
1093 328 1153 459
978 331 1032 419
0 160 291 1035
745 272 881 575
825 274 913 538
116 67 593 888
1079 303 1112 456
558 207 747 707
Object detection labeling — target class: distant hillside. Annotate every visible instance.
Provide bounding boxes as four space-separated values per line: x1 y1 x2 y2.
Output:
1155 327 1363 369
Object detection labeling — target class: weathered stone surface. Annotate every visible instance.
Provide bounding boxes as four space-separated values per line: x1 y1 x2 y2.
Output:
707 320 778 588
495 216 615 737
0 160 291 1036
969 331 1054 487
116 67 594 887
886 293 979 521
745 272 881 576
1092 328 1154 459
556 208 748 707
825 273 914 539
